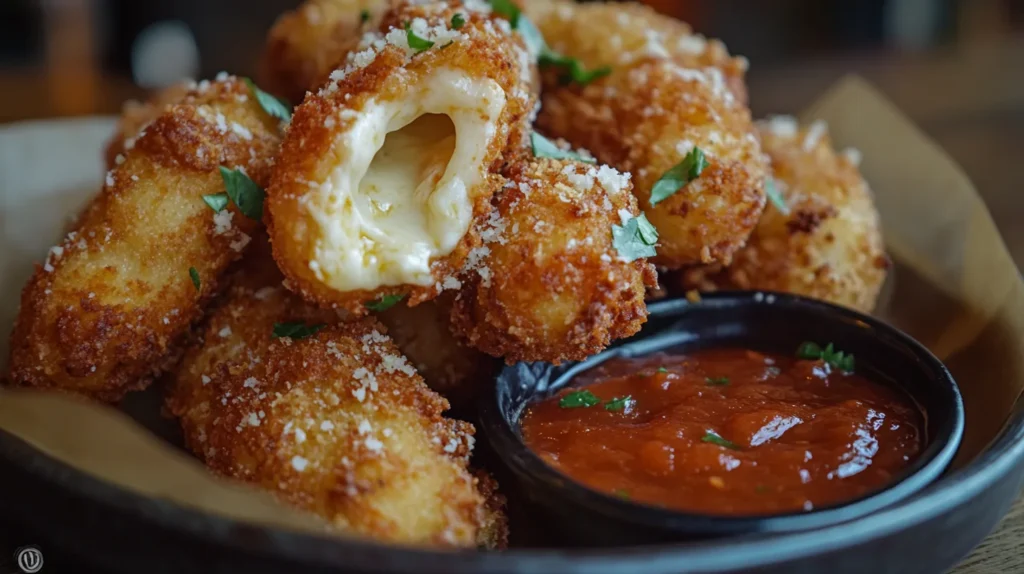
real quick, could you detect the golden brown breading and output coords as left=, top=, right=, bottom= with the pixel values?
left=167, top=250, right=501, bottom=548
left=7, top=77, right=281, bottom=401
left=451, top=158, right=656, bottom=365
left=531, top=0, right=749, bottom=104
left=267, top=0, right=536, bottom=315
left=473, top=469, right=510, bottom=550
left=103, top=81, right=193, bottom=169
left=259, top=0, right=388, bottom=104
left=538, top=58, right=767, bottom=269
left=375, top=293, right=497, bottom=412
left=675, top=117, right=889, bottom=313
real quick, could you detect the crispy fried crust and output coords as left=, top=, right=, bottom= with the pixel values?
left=7, top=77, right=281, bottom=401
left=375, top=293, right=497, bottom=412
left=103, top=81, right=193, bottom=169
left=267, top=0, right=535, bottom=315
left=259, top=0, right=388, bottom=104
left=538, top=58, right=767, bottom=268
left=675, top=118, right=889, bottom=313
left=167, top=247, right=502, bottom=547
left=531, top=1, right=749, bottom=104
left=473, top=469, right=510, bottom=550
left=451, top=158, right=656, bottom=364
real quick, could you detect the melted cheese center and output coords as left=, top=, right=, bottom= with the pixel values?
left=306, top=68, right=505, bottom=291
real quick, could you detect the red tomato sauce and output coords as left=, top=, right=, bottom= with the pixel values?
left=520, top=348, right=922, bottom=515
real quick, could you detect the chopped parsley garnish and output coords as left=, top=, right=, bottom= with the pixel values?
left=539, top=52, right=612, bottom=86
left=530, top=132, right=596, bottom=164
left=604, top=395, right=632, bottom=412
left=517, top=14, right=546, bottom=56
left=272, top=322, right=326, bottom=340
left=559, top=389, right=600, bottom=409
left=244, top=78, right=292, bottom=123
left=613, top=489, right=631, bottom=500
left=701, top=431, right=740, bottom=450
left=219, top=166, right=265, bottom=220
left=488, top=0, right=522, bottom=25
left=360, top=9, right=370, bottom=23
left=364, top=294, right=406, bottom=312
left=612, top=213, right=658, bottom=262
left=649, top=147, right=709, bottom=206
left=765, top=178, right=789, bottom=215
left=657, top=367, right=668, bottom=373
left=404, top=22, right=435, bottom=53
left=451, top=13, right=466, bottom=29
left=755, top=484, right=770, bottom=494
left=705, top=376, right=730, bottom=386
left=189, top=267, right=201, bottom=291
left=796, top=341, right=855, bottom=372
left=202, top=193, right=230, bottom=213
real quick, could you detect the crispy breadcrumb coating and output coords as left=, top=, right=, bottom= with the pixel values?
left=473, top=468, right=510, bottom=550
left=451, top=158, right=656, bottom=365
left=375, top=293, right=497, bottom=413
left=531, top=0, right=749, bottom=104
left=267, top=0, right=536, bottom=316
left=538, top=58, right=768, bottom=268
left=260, top=0, right=388, bottom=104
left=167, top=249, right=504, bottom=547
left=7, top=76, right=280, bottom=401
left=676, top=117, right=889, bottom=313
left=103, top=81, right=193, bottom=169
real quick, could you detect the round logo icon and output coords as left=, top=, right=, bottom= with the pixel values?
left=15, top=546, right=43, bottom=573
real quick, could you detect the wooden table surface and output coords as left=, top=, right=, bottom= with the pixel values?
left=0, top=35, right=1022, bottom=573
left=749, top=38, right=1024, bottom=573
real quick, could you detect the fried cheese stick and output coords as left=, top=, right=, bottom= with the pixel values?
left=167, top=249, right=503, bottom=548
left=677, top=117, right=889, bottom=313
left=8, top=76, right=280, bottom=401
left=260, top=0, right=389, bottom=104
left=451, top=158, right=657, bottom=364
left=267, top=0, right=536, bottom=315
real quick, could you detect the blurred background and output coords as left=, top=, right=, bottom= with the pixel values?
left=0, top=0, right=1020, bottom=122
left=0, top=0, right=1022, bottom=261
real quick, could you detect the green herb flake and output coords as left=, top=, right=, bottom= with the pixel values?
left=796, top=341, right=855, bottom=373
left=517, top=14, right=546, bottom=55
left=202, top=193, right=230, bottom=213
left=613, top=489, right=631, bottom=500
left=364, top=294, right=406, bottom=312
left=189, top=267, right=201, bottom=291
left=488, top=0, right=522, bottom=26
left=765, top=178, right=789, bottom=215
left=218, top=166, right=265, bottom=220
left=649, top=147, right=709, bottom=206
left=701, top=431, right=741, bottom=450
left=451, top=13, right=466, bottom=29
left=360, top=9, right=370, bottom=23
left=539, top=52, right=611, bottom=86
left=657, top=367, right=669, bottom=373
left=404, top=22, right=435, bottom=53
left=272, top=322, right=326, bottom=340
left=558, top=389, right=600, bottom=409
left=529, top=132, right=596, bottom=164
left=604, top=395, right=632, bottom=412
left=244, top=78, right=292, bottom=123
left=705, top=376, right=730, bottom=386
left=612, top=213, right=658, bottom=262
left=755, top=484, right=770, bottom=494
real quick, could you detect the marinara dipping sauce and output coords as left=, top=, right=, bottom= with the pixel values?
left=520, top=348, right=923, bottom=516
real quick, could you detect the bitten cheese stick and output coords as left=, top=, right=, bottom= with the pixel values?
left=7, top=76, right=281, bottom=401
left=266, top=0, right=536, bottom=315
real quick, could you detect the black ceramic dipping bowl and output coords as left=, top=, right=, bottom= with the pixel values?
left=481, top=291, right=965, bottom=545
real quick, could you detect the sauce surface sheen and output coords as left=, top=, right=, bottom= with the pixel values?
left=520, top=348, right=922, bottom=515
